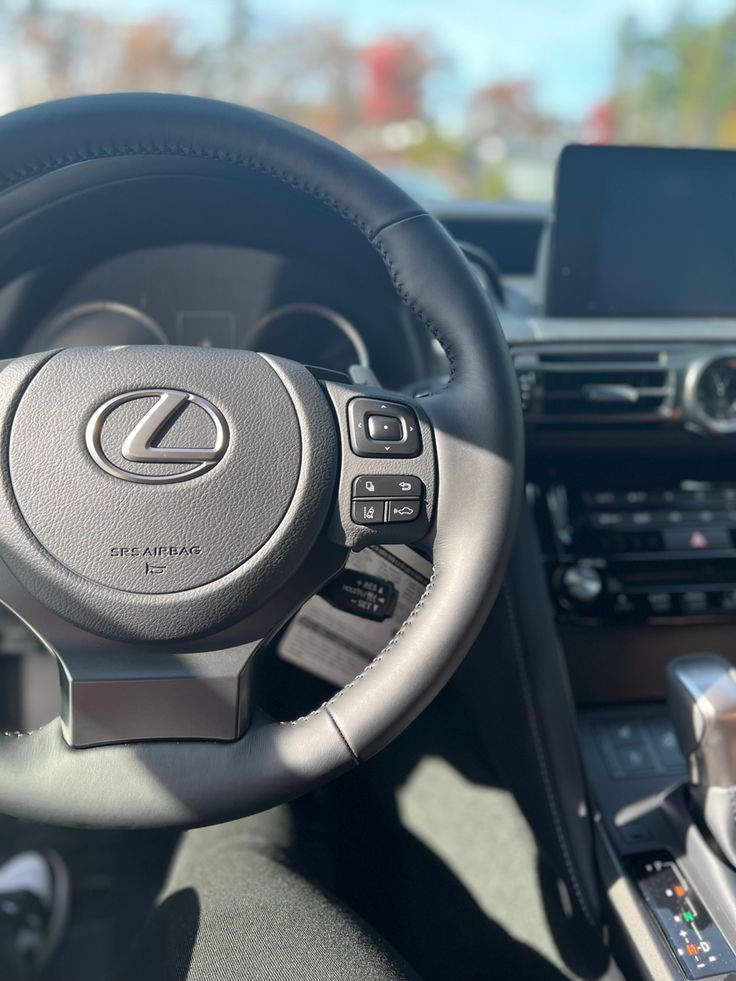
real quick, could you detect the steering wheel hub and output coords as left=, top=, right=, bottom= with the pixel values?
left=2, top=345, right=337, bottom=618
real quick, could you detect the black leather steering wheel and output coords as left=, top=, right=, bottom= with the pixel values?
left=0, top=94, right=522, bottom=828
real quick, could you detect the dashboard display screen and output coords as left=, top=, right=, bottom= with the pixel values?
left=546, top=144, right=736, bottom=318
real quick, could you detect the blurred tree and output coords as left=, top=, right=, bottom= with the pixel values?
left=246, top=21, right=358, bottom=139
left=359, top=35, right=437, bottom=124
left=7, top=5, right=195, bottom=104
left=468, top=80, right=558, bottom=150
left=582, top=99, right=616, bottom=144
left=222, top=0, right=251, bottom=103
left=613, top=5, right=736, bottom=147
left=112, top=17, right=196, bottom=93
left=465, top=80, right=563, bottom=199
left=12, top=3, right=80, bottom=103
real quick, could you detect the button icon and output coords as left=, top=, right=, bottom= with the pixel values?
left=648, top=592, right=673, bottom=614
left=351, top=499, right=387, bottom=525
left=721, top=590, right=736, bottom=611
left=611, top=723, right=637, bottom=743
left=352, top=475, right=424, bottom=498
left=616, top=742, right=655, bottom=774
left=664, top=527, right=731, bottom=551
left=683, top=591, right=708, bottom=614
left=387, top=499, right=421, bottom=523
left=690, top=530, right=709, bottom=549
left=367, top=414, right=402, bottom=441
left=614, top=594, right=636, bottom=614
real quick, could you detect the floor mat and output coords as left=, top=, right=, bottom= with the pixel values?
left=288, top=687, right=586, bottom=981
left=398, top=756, right=574, bottom=978
left=0, top=818, right=175, bottom=981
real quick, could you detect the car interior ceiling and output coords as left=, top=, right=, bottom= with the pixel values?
left=3, top=108, right=736, bottom=981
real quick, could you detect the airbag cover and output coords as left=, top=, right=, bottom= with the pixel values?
left=9, top=346, right=303, bottom=594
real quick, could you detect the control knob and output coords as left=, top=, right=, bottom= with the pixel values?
left=562, top=565, right=603, bottom=604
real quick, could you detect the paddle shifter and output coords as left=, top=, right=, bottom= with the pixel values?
left=667, top=654, right=736, bottom=867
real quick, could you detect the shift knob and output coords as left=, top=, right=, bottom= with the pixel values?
left=667, top=654, right=736, bottom=866
left=667, top=654, right=736, bottom=787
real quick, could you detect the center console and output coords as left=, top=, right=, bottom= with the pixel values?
left=511, top=339, right=736, bottom=705
left=496, top=144, right=736, bottom=981
left=579, top=686, right=736, bottom=981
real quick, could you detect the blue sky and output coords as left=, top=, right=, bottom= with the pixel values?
left=33, top=0, right=736, bottom=118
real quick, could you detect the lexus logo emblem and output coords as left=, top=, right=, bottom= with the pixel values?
left=85, top=389, right=229, bottom=484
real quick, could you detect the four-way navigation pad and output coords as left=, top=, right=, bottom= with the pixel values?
left=348, top=397, right=421, bottom=457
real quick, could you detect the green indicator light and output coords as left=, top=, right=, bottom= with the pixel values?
left=683, top=911, right=695, bottom=923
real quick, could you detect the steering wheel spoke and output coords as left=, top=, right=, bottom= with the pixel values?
left=0, top=535, right=346, bottom=748
left=322, top=381, right=437, bottom=551
left=58, top=640, right=261, bottom=748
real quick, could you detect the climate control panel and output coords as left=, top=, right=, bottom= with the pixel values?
left=539, top=481, right=736, bottom=624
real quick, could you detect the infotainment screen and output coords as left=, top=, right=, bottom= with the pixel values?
left=546, top=144, right=736, bottom=318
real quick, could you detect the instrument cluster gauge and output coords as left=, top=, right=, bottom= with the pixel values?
left=251, top=303, right=369, bottom=373
left=685, top=352, right=736, bottom=435
left=23, top=301, right=167, bottom=353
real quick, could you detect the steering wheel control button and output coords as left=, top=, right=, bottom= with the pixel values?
left=348, top=397, right=421, bottom=457
left=387, top=499, right=421, bottom=523
left=352, top=500, right=387, bottom=525
left=353, top=475, right=423, bottom=498
left=367, top=414, right=402, bottom=441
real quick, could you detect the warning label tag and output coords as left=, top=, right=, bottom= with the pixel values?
left=278, top=544, right=432, bottom=687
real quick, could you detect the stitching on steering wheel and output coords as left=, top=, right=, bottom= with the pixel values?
left=373, top=239, right=457, bottom=383
left=0, top=142, right=373, bottom=232
left=0, top=143, right=457, bottom=380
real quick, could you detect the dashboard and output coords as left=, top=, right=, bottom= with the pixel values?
left=6, top=242, right=441, bottom=392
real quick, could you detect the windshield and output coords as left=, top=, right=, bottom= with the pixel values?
left=1, top=0, right=734, bottom=202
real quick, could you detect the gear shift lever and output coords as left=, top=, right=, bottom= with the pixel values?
left=667, top=653, right=736, bottom=866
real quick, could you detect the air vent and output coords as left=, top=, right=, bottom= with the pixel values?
left=514, top=348, right=676, bottom=423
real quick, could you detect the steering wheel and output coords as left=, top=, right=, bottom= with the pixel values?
left=0, top=94, right=522, bottom=828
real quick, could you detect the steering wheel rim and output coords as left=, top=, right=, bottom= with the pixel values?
left=0, top=94, right=522, bottom=828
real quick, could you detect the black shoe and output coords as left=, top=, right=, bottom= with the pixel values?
left=0, top=850, right=70, bottom=979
